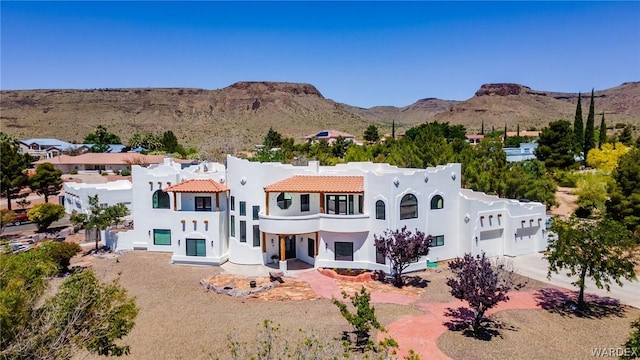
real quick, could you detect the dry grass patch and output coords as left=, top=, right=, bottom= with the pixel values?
left=438, top=307, right=640, bottom=360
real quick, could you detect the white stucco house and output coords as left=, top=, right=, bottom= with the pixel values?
left=105, top=156, right=547, bottom=272
left=64, top=180, right=133, bottom=215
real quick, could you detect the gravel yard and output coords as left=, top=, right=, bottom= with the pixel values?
left=79, top=251, right=639, bottom=360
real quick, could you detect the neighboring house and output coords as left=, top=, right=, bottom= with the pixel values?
left=63, top=180, right=133, bottom=215
left=304, top=130, right=356, bottom=144
left=106, top=156, right=547, bottom=272
left=33, top=153, right=185, bottom=173
left=503, top=143, right=539, bottom=162
left=19, top=138, right=90, bottom=160
left=465, top=134, right=484, bottom=145
left=506, top=130, right=540, bottom=139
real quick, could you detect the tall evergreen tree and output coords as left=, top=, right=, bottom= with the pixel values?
left=391, top=119, right=396, bottom=139
left=503, top=125, right=508, bottom=143
left=516, top=123, right=520, bottom=137
left=598, top=112, right=606, bottom=149
left=573, top=92, right=584, bottom=153
left=480, top=120, right=485, bottom=135
left=584, top=89, right=596, bottom=159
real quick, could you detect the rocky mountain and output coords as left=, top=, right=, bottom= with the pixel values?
left=1, top=81, right=638, bottom=152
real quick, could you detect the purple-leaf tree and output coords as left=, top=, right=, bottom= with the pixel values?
left=374, top=226, right=432, bottom=287
left=446, top=252, right=521, bottom=336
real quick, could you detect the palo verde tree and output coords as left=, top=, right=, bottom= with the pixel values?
left=0, top=141, right=33, bottom=211
left=547, top=217, right=638, bottom=310
left=374, top=226, right=432, bottom=287
left=85, top=195, right=130, bottom=250
left=446, top=253, right=522, bottom=336
left=29, top=162, right=63, bottom=203
left=27, top=203, right=65, bottom=232
left=332, top=286, right=385, bottom=351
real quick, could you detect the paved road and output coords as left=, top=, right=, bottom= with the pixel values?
left=4, top=215, right=72, bottom=234
left=511, top=252, right=640, bottom=308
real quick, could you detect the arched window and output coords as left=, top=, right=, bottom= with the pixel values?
left=400, top=194, right=418, bottom=220
left=375, top=200, right=385, bottom=220
left=153, top=190, right=170, bottom=209
left=276, top=192, right=292, bottom=209
left=430, top=195, right=444, bottom=210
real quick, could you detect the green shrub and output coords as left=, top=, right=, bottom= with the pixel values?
left=27, top=203, right=65, bottom=232
left=69, top=169, right=78, bottom=175
left=37, top=242, right=82, bottom=273
left=101, top=171, right=109, bottom=176
left=112, top=169, right=120, bottom=175
left=120, top=168, right=131, bottom=176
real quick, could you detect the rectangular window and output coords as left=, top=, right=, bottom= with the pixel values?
left=230, top=215, right=235, bottom=236
left=358, top=195, right=363, bottom=214
left=240, top=220, right=246, bottom=242
left=195, top=196, right=212, bottom=211
left=326, top=195, right=348, bottom=215
left=348, top=195, right=354, bottom=215
left=308, top=238, right=315, bottom=257
left=231, top=196, right=235, bottom=210
left=186, top=238, right=206, bottom=257
left=300, top=194, right=310, bottom=212
left=239, top=201, right=246, bottom=216
left=433, top=235, right=445, bottom=247
left=335, top=242, right=353, bottom=261
left=153, top=229, right=171, bottom=245
left=253, top=225, right=260, bottom=247
left=253, top=206, right=260, bottom=220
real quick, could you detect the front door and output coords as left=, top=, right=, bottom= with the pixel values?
left=281, top=235, right=296, bottom=260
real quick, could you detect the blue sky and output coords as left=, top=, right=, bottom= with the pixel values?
left=1, top=2, right=639, bottom=108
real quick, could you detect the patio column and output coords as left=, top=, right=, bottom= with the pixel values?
left=315, top=231, right=319, bottom=257
left=215, top=192, right=220, bottom=211
left=261, top=232, right=266, bottom=253
left=265, top=192, right=269, bottom=216
left=279, top=234, right=285, bottom=261
left=319, top=192, right=325, bottom=213
left=173, top=193, right=177, bottom=211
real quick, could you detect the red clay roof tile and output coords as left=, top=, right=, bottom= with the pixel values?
left=164, top=179, right=229, bottom=193
left=264, top=175, right=363, bottom=193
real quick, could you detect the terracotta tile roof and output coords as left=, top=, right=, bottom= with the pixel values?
left=33, top=153, right=169, bottom=165
left=264, top=175, right=364, bottom=193
left=164, top=179, right=229, bottom=193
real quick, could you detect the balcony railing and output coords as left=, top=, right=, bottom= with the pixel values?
left=259, top=212, right=370, bottom=234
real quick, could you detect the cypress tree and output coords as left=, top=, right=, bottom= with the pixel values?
left=584, top=89, right=596, bottom=159
left=504, top=125, right=508, bottom=142
left=598, top=112, right=606, bottom=149
left=517, top=123, right=520, bottom=137
left=573, top=92, right=584, bottom=153
left=481, top=120, right=485, bottom=135
left=392, top=119, right=395, bottom=139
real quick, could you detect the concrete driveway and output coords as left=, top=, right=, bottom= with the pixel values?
left=511, top=252, right=640, bottom=308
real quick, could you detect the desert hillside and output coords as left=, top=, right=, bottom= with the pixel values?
left=1, top=81, right=638, bottom=152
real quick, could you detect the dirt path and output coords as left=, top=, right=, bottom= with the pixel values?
left=550, top=186, right=577, bottom=217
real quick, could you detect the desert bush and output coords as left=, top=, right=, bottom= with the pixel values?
left=27, top=203, right=65, bottom=232
left=37, top=241, right=82, bottom=273
left=120, top=168, right=131, bottom=176
left=69, top=169, right=78, bottom=175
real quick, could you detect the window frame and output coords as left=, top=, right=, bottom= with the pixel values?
left=195, top=196, right=212, bottom=211
left=252, top=225, right=260, bottom=247
left=186, top=238, right=206, bottom=257
left=432, top=235, right=445, bottom=247
left=300, top=194, right=310, bottom=212
left=153, top=229, right=171, bottom=246
left=276, top=192, right=293, bottom=210
left=230, top=196, right=235, bottom=211
left=400, top=193, right=418, bottom=220
left=430, top=195, right=444, bottom=210
left=334, top=241, right=354, bottom=261
left=252, top=205, right=260, bottom=220
left=230, top=215, right=235, bottom=237
left=308, top=238, right=315, bottom=257
left=375, top=200, right=386, bottom=220
left=239, top=220, right=246, bottom=242
left=239, top=201, right=246, bottom=216
left=152, top=190, right=170, bottom=209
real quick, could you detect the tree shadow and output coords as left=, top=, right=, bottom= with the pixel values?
left=534, top=287, right=625, bottom=318
left=402, top=275, right=430, bottom=288
left=443, top=306, right=517, bottom=341
left=372, top=271, right=430, bottom=288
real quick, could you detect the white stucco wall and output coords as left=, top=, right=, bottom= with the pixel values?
left=63, top=180, right=133, bottom=215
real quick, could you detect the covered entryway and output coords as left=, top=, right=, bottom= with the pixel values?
left=280, top=235, right=297, bottom=260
